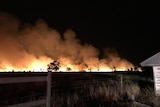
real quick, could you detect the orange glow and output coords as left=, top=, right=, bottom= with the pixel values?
left=0, top=57, right=52, bottom=72
left=0, top=12, right=141, bottom=72
left=0, top=57, right=138, bottom=72
left=0, top=61, right=140, bottom=72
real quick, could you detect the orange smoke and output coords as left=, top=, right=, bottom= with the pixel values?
left=0, top=12, right=137, bottom=72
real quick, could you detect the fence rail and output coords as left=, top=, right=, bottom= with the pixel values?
left=0, top=93, right=46, bottom=106
left=4, top=99, right=46, bottom=107
left=0, top=77, right=46, bottom=84
left=0, top=72, right=52, bottom=107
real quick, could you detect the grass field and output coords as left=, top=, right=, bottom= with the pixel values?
left=0, top=71, right=159, bottom=107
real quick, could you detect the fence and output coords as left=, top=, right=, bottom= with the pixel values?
left=0, top=71, right=52, bottom=107
left=0, top=72, right=154, bottom=107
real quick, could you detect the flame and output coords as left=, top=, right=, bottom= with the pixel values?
left=0, top=57, right=139, bottom=72
left=0, top=12, right=141, bottom=72
left=0, top=56, right=52, bottom=72
left=0, top=56, right=137, bottom=72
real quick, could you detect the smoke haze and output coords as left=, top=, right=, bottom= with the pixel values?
left=0, top=12, right=134, bottom=71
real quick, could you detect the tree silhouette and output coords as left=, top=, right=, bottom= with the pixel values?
left=66, top=67, right=72, bottom=71
left=113, top=66, right=116, bottom=71
left=47, top=60, right=60, bottom=71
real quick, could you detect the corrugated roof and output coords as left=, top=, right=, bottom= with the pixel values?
left=140, top=52, right=160, bottom=66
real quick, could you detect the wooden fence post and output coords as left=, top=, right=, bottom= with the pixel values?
left=120, top=75, right=123, bottom=94
left=46, top=71, right=52, bottom=107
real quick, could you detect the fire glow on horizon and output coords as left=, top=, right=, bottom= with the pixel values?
left=0, top=12, right=140, bottom=72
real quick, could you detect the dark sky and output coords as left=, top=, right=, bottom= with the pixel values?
left=0, top=0, right=158, bottom=65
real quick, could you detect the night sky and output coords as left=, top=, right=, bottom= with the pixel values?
left=0, top=1, right=158, bottom=66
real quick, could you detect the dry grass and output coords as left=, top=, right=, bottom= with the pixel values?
left=51, top=78, right=159, bottom=107
left=137, top=86, right=160, bottom=107
left=88, top=80, right=140, bottom=100
left=51, top=79, right=142, bottom=107
left=123, top=81, right=140, bottom=100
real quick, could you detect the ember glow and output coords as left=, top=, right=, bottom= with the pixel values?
left=0, top=12, right=139, bottom=72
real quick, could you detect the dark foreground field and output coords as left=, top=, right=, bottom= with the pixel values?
left=0, top=71, right=158, bottom=107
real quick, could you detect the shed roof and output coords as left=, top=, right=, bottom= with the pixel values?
left=140, top=52, right=160, bottom=67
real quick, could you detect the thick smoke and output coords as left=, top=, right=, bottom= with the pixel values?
left=0, top=12, right=134, bottom=71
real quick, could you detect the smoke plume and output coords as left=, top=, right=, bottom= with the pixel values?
left=0, top=12, right=134, bottom=71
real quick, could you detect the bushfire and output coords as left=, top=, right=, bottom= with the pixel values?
left=0, top=12, right=140, bottom=72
